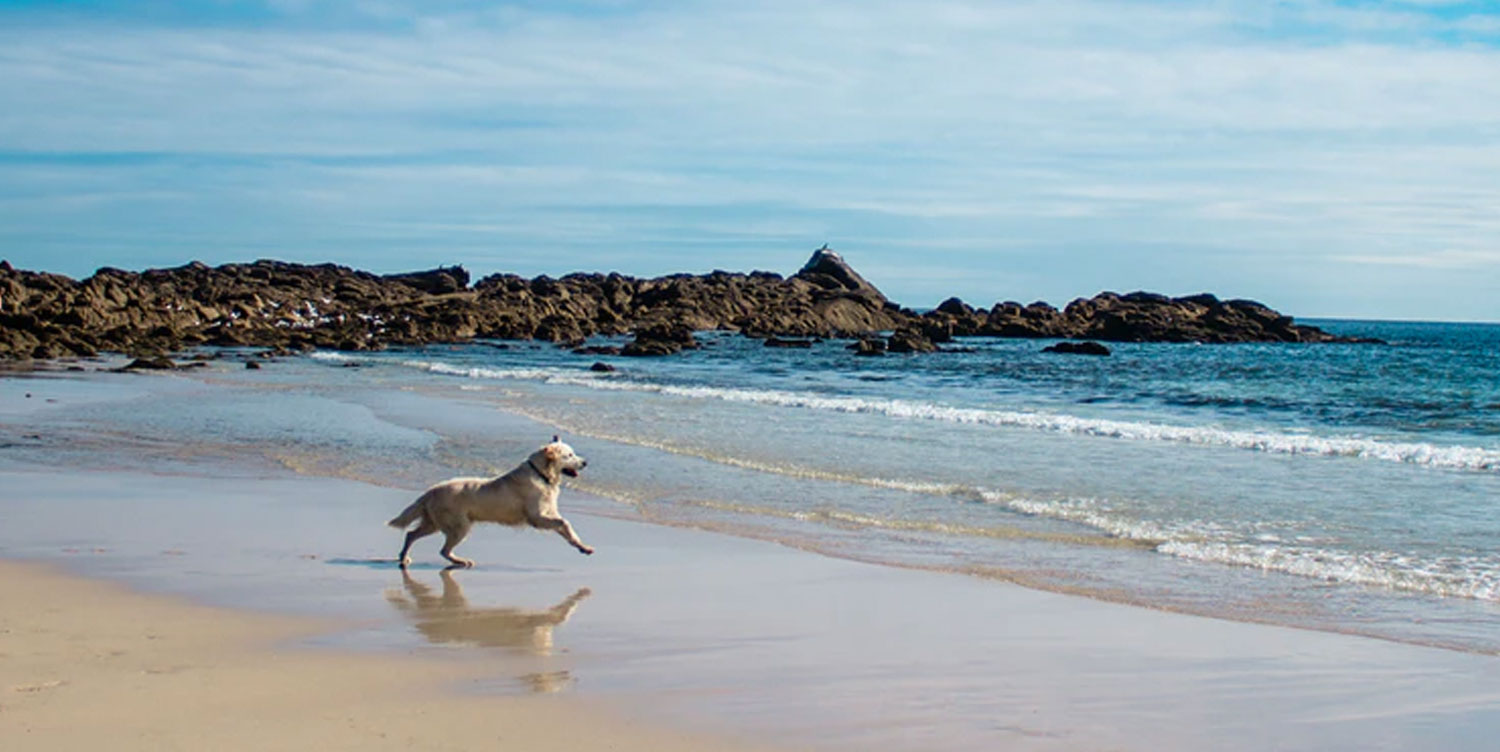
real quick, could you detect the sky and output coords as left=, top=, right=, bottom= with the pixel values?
left=1, top=1, right=1498, bottom=321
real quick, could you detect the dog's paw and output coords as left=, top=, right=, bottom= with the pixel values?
left=579, top=546, right=595, bottom=556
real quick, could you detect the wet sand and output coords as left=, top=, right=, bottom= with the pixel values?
left=0, top=557, right=784, bottom=752
left=2, top=465, right=1500, bottom=751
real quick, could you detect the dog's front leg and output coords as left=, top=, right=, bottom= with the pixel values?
left=535, top=515, right=594, bottom=555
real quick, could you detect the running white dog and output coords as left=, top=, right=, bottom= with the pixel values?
left=388, top=436, right=593, bottom=567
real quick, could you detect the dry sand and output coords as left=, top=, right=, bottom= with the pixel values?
left=0, top=558, right=781, bottom=752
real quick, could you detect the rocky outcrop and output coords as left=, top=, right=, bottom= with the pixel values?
left=797, top=245, right=886, bottom=302
left=621, top=324, right=699, bottom=357
left=0, top=248, right=899, bottom=359
left=0, top=247, right=1367, bottom=361
left=981, top=292, right=1356, bottom=344
left=886, top=326, right=938, bottom=354
left=382, top=265, right=470, bottom=295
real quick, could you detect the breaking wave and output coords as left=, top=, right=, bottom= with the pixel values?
left=341, top=356, right=1500, bottom=473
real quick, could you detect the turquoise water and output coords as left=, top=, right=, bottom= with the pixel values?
left=4, top=319, right=1499, bottom=653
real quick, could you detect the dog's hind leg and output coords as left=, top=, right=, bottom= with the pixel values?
left=439, top=521, right=476, bottom=569
left=534, top=515, right=594, bottom=556
left=398, top=518, right=437, bottom=568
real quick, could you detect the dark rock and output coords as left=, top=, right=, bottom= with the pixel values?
left=622, top=324, right=699, bottom=357
left=573, top=345, right=622, bottom=356
left=916, top=318, right=956, bottom=343
left=245, top=360, right=262, bottom=369
left=120, top=356, right=177, bottom=370
left=620, top=339, right=676, bottom=357
left=1043, top=341, right=1112, bottom=356
left=979, top=291, right=1358, bottom=344
left=589, top=361, right=615, bottom=372
left=794, top=245, right=887, bottom=303
left=887, top=327, right=938, bottom=354
left=763, top=337, right=815, bottom=348
left=382, top=265, right=469, bottom=295
left=848, top=338, right=887, bottom=356
left=935, top=297, right=973, bottom=316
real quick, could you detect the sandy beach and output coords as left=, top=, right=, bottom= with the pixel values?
left=1, top=461, right=1498, bottom=752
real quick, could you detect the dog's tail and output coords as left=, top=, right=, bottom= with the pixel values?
left=387, top=497, right=425, bottom=529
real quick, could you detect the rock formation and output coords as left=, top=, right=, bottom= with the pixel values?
left=0, top=247, right=1368, bottom=361
left=919, top=292, right=1359, bottom=344
left=621, top=324, right=699, bottom=357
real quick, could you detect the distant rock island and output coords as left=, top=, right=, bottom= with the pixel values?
left=0, top=248, right=1367, bottom=360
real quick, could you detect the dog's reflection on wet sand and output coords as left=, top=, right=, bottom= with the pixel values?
left=385, top=569, right=591, bottom=658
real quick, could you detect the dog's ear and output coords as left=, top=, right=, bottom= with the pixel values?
left=543, top=444, right=562, bottom=462
left=552, top=434, right=560, bottom=443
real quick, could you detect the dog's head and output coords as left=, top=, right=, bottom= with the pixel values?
left=540, top=435, right=586, bottom=478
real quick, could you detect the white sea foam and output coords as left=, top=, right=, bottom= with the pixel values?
left=987, top=491, right=1500, bottom=602
left=1157, top=540, right=1500, bottom=601
left=387, top=359, right=1500, bottom=473
left=503, top=412, right=980, bottom=499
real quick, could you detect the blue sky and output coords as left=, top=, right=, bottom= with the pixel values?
left=2, top=1, right=1498, bottom=321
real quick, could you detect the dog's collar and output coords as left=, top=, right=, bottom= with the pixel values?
left=526, top=459, right=556, bottom=485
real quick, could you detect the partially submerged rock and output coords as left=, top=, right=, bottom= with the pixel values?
left=887, top=327, right=938, bottom=354
left=622, top=324, right=699, bottom=357
left=120, top=356, right=177, bottom=371
left=1043, top=341, right=1112, bottom=356
left=986, top=292, right=1354, bottom=344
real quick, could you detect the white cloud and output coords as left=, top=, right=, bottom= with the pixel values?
left=1335, top=249, right=1500, bottom=269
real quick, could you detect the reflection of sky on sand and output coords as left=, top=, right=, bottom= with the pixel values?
left=386, top=571, right=589, bottom=693
left=388, top=570, right=588, bottom=651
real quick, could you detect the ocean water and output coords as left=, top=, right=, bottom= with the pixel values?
left=6, top=319, right=1500, bottom=654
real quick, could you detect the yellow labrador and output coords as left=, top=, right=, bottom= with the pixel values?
left=389, top=436, right=592, bottom=567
